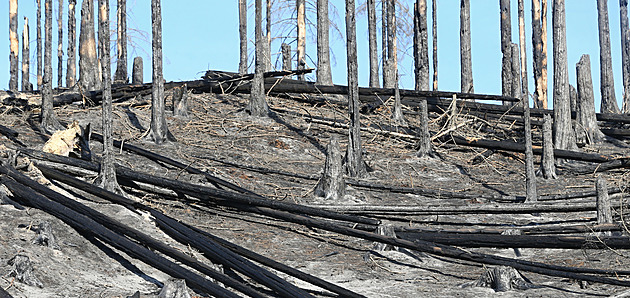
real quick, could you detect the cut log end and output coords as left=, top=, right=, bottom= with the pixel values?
left=470, top=266, right=536, bottom=292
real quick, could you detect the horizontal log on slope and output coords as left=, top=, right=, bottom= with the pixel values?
left=396, top=232, right=630, bottom=249
left=0, top=176, right=237, bottom=297
left=561, top=158, right=630, bottom=174
left=0, top=124, right=18, bottom=138
left=34, top=164, right=364, bottom=298
left=396, top=223, right=622, bottom=235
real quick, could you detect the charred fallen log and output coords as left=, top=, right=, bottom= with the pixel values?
left=395, top=223, right=622, bottom=235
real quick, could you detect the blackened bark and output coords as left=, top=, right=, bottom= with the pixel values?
left=314, top=136, right=346, bottom=201
left=382, top=0, right=388, bottom=87
left=432, top=0, right=438, bottom=90
left=247, top=0, right=270, bottom=117
left=57, top=0, right=64, bottom=87
left=576, top=54, right=605, bottom=144
left=281, top=43, right=291, bottom=70
left=41, top=0, right=62, bottom=133
left=518, top=0, right=529, bottom=100
left=511, top=43, right=521, bottom=100
left=346, top=0, right=366, bottom=178
left=114, top=0, right=128, bottom=83
left=9, top=0, right=19, bottom=91
left=570, top=83, right=577, bottom=114
left=132, top=56, right=142, bottom=84
left=392, top=77, right=406, bottom=126
left=532, top=0, right=543, bottom=108
left=383, top=0, right=397, bottom=89
left=37, top=0, right=43, bottom=89
left=173, top=84, right=188, bottom=118
left=621, top=0, right=630, bottom=112
left=316, top=0, right=333, bottom=85
left=67, top=0, right=77, bottom=88
left=414, top=0, right=429, bottom=91
left=552, top=0, right=574, bottom=150
left=416, top=96, right=434, bottom=158
left=238, top=0, right=248, bottom=74
left=541, top=0, right=549, bottom=108
left=265, top=0, right=272, bottom=71
left=460, top=0, right=474, bottom=93
left=79, top=0, right=100, bottom=91
left=148, top=0, right=172, bottom=144
left=367, top=0, right=379, bottom=87
left=500, top=0, right=512, bottom=100
left=598, top=0, right=621, bottom=114
left=22, top=17, right=31, bottom=92
left=297, top=0, right=306, bottom=80
left=596, top=177, right=613, bottom=224
left=540, top=114, right=557, bottom=179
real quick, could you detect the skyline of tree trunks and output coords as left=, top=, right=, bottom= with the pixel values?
left=316, top=0, right=333, bottom=85
left=114, top=0, right=128, bottom=83
left=598, top=0, right=621, bottom=114
left=552, top=0, right=575, bottom=150
left=66, top=0, right=77, bottom=88
left=9, top=0, right=18, bottom=92
left=460, top=0, right=474, bottom=93
left=367, top=0, right=379, bottom=87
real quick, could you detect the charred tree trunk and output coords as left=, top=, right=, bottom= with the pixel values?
left=576, top=54, right=605, bottom=144
left=414, top=0, right=429, bottom=91
left=314, top=136, right=345, bottom=200
left=382, top=0, right=388, bottom=87
left=147, top=0, right=172, bottom=144
left=383, top=0, right=398, bottom=89
left=247, top=0, right=270, bottom=117
left=37, top=0, right=43, bottom=90
left=532, top=0, right=543, bottom=108
left=66, top=0, right=77, bottom=88
left=316, top=0, right=333, bottom=85
left=346, top=0, right=367, bottom=178
left=541, top=0, right=549, bottom=108
left=114, top=0, right=128, bottom=83
left=265, top=0, right=272, bottom=71
left=79, top=0, right=100, bottom=91
left=416, top=96, right=434, bottom=158
left=281, top=43, right=291, bottom=70
left=41, top=0, right=62, bottom=133
left=596, top=177, right=613, bottom=224
left=367, top=0, right=379, bottom=87
left=9, top=0, right=19, bottom=91
left=519, top=0, right=537, bottom=202
left=238, top=0, right=248, bottom=74
left=132, top=56, right=142, bottom=85
left=511, top=43, right=522, bottom=100
left=297, top=0, right=306, bottom=80
left=460, top=0, right=474, bottom=93
left=622, top=0, right=630, bottom=112
left=173, top=84, right=188, bottom=118
left=500, top=0, right=512, bottom=101
left=97, top=0, right=123, bottom=193
left=22, top=17, right=31, bottom=92
left=552, top=0, right=574, bottom=150
left=541, top=114, right=557, bottom=179
left=432, top=0, right=438, bottom=90
left=598, top=0, right=621, bottom=114
left=57, top=0, right=63, bottom=87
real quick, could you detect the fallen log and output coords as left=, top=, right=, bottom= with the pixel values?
left=0, top=124, right=18, bottom=139
left=395, top=223, right=622, bottom=235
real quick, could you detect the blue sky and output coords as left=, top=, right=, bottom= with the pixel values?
left=0, top=1, right=625, bottom=111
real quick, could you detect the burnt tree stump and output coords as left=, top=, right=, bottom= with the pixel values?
left=32, top=221, right=60, bottom=249
left=314, top=136, right=345, bottom=201
left=576, top=54, right=604, bottom=145
left=158, top=279, right=192, bottom=298
left=173, top=84, right=189, bottom=118
left=471, top=266, right=536, bottom=292
left=596, top=176, right=613, bottom=225
left=540, top=114, right=557, bottom=179
left=132, top=57, right=143, bottom=85
left=372, top=224, right=397, bottom=252
left=281, top=43, right=291, bottom=71
left=7, top=255, right=43, bottom=288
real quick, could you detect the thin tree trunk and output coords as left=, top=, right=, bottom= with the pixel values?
left=414, top=0, right=429, bottom=91
left=552, top=0, right=574, bottom=150
left=346, top=0, right=366, bottom=178
left=511, top=43, right=521, bottom=101
left=540, top=114, right=557, bottom=179
left=41, top=0, right=62, bottom=133
left=541, top=0, right=549, bottom=108
left=266, top=0, right=272, bottom=71
left=622, top=0, right=630, bottom=112
left=500, top=0, right=512, bottom=100
left=383, top=0, right=397, bottom=89
left=22, top=17, right=31, bottom=91
left=57, top=0, right=63, bottom=87
left=9, top=0, right=19, bottom=91
left=367, top=0, right=379, bottom=87
left=297, top=0, right=306, bottom=80
left=281, top=43, right=291, bottom=70
left=576, top=54, right=605, bottom=144
left=148, top=0, right=172, bottom=144
left=247, top=0, right=269, bottom=117
left=382, top=0, right=388, bottom=87
left=432, top=0, right=438, bottom=90
left=416, top=96, right=434, bottom=158
left=316, top=0, right=333, bottom=85
left=37, top=0, right=43, bottom=89
left=114, top=0, right=128, bottom=83
left=460, top=0, right=474, bottom=93
left=532, top=0, right=544, bottom=108
left=66, top=0, right=77, bottom=88
left=598, top=0, right=621, bottom=114
left=97, top=0, right=123, bottom=193
left=79, top=0, right=100, bottom=91
left=238, top=0, right=248, bottom=74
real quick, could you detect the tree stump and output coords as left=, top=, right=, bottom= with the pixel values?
left=158, top=279, right=192, bottom=298
left=32, top=221, right=60, bottom=249
left=7, top=255, right=43, bottom=288
left=391, top=82, right=407, bottom=127
left=416, top=96, right=434, bottom=158
left=314, top=136, right=345, bottom=201
left=173, top=84, right=189, bottom=118
left=540, top=114, right=557, bottom=179
left=471, top=266, right=536, bottom=292
left=596, top=176, right=613, bottom=225
left=372, top=224, right=397, bottom=251
left=576, top=54, right=604, bottom=145
left=132, top=57, right=143, bottom=85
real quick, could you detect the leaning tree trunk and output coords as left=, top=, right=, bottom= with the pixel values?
left=316, top=0, right=333, bottom=85
left=346, top=0, right=367, bottom=178
left=57, top=0, right=63, bottom=87
left=37, top=0, right=43, bottom=90
left=114, top=0, right=128, bottom=83
left=367, top=0, right=379, bottom=87
left=66, top=0, right=77, bottom=88
left=621, top=0, right=630, bottom=112
left=296, top=0, right=306, bottom=80
left=247, top=0, right=269, bottom=117
left=147, top=0, right=172, bottom=144
left=500, top=0, right=512, bottom=100
left=552, top=0, right=574, bottom=150
left=238, top=0, right=247, bottom=74
left=41, top=0, right=62, bottom=133
left=9, top=0, right=19, bottom=92
left=598, top=0, right=621, bottom=114
left=432, top=0, right=438, bottom=90
left=383, top=0, right=398, bottom=89
left=576, top=54, right=605, bottom=144
left=414, top=0, right=430, bottom=91
left=460, top=0, right=474, bottom=94
left=97, top=0, right=123, bottom=193
left=79, top=0, right=100, bottom=91
left=22, top=17, right=31, bottom=91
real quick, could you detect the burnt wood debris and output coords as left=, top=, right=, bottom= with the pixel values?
left=1, top=0, right=630, bottom=297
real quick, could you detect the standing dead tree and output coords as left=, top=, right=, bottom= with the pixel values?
left=37, top=0, right=43, bottom=90
left=316, top=0, right=333, bottom=85
left=239, top=0, right=248, bottom=74
left=41, top=0, right=62, bottom=133
left=367, top=0, right=379, bottom=87
left=22, top=17, right=31, bottom=92
left=57, top=0, right=64, bottom=87
left=79, top=0, right=101, bottom=91
left=414, top=0, right=429, bottom=91
left=576, top=54, right=605, bottom=144
left=382, top=0, right=399, bottom=89
left=297, top=0, right=306, bottom=80
left=552, top=0, right=574, bottom=150
left=460, top=0, right=473, bottom=93
left=247, top=0, right=270, bottom=117
left=598, top=0, right=621, bottom=114
left=500, top=0, right=512, bottom=101
left=532, top=0, right=548, bottom=108
left=622, top=0, right=630, bottom=112
left=346, top=0, right=367, bottom=178
left=66, top=0, right=77, bottom=88
left=114, top=0, right=128, bottom=83
left=9, top=0, right=19, bottom=91
left=432, top=0, right=437, bottom=90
